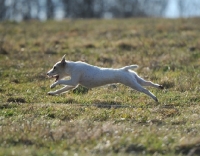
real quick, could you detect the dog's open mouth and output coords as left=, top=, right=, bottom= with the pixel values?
left=48, top=75, right=59, bottom=82
left=54, top=75, right=59, bottom=82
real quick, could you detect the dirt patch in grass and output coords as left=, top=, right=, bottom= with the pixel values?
left=117, top=42, right=137, bottom=51
left=7, top=97, right=26, bottom=103
left=0, top=47, right=8, bottom=54
left=125, top=144, right=146, bottom=153
left=176, top=143, right=200, bottom=155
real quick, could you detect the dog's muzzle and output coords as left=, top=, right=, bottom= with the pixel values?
left=47, top=73, right=59, bottom=82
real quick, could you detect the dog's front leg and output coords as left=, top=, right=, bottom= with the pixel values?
left=48, top=85, right=75, bottom=95
left=50, top=79, right=77, bottom=89
left=50, top=80, right=64, bottom=89
left=49, top=79, right=79, bottom=95
left=50, top=81, right=58, bottom=89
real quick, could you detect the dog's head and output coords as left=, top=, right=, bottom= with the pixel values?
left=47, top=55, right=67, bottom=82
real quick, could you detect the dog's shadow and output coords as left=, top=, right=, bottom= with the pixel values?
left=92, top=101, right=124, bottom=109
left=67, top=86, right=154, bottom=109
left=71, top=86, right=127, bottom=108
left=64, top=98, right=128, bottom=109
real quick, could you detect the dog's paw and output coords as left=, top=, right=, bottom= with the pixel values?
left=50, top=83, right=56, bottom=89
left=48, top=91, right=56, bottom=95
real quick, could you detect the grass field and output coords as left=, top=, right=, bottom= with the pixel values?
left=0, top=18, right=200, bottom=155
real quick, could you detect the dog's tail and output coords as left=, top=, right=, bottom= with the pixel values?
left=122, top=65, right=138, bottom=71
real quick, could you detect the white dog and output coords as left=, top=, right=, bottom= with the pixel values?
left=47, top=55, right=163, bottom=102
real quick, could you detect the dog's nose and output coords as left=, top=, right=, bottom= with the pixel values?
left=47, top=72, right=49, bottom=76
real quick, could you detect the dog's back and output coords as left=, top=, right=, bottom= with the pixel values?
left=69, top=61, right=138, bottom=88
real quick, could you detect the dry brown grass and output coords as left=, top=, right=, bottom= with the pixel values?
left=0, top=18, right=200, bottom=155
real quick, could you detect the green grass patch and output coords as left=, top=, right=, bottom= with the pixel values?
left=0, top=18, right=200, bottom=155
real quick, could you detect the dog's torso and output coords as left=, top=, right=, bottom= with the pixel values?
left=68, top=61, right=135, bottom=88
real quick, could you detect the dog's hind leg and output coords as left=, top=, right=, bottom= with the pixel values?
left=128, top=82, right=158, bottom=102
left=135, top=75, right=163, bottom=89
left=48, top=85, right=75, bottom=95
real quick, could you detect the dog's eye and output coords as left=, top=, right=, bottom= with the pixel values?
left=53, top=66, right=56, bottom=70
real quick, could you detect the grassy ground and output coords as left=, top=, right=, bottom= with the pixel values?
left=0, top=18, right=200, bottom=155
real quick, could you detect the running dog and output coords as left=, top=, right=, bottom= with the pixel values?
left=47, top=55, right=163, bottom=102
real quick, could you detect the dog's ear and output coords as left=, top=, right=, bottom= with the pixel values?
left=61, top=54, right=66, bottom=65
